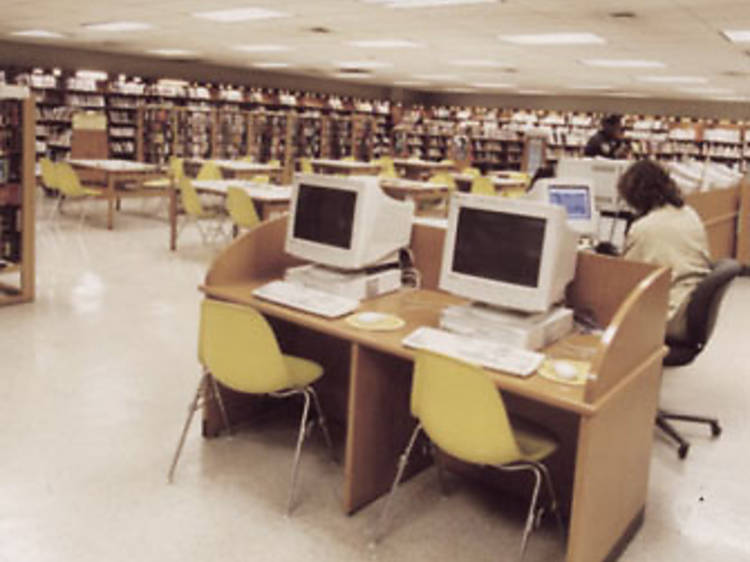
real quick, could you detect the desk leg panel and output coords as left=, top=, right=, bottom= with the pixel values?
left=566, top=361, right=661, bottom=562
left=344, top=345, right=430, bottom=514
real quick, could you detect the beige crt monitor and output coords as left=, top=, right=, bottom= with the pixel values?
left=526, top=177, right=599, bottom=237
left=439, top=193, right=578, bottom=314
left=556, top=157, right=631, bottom=210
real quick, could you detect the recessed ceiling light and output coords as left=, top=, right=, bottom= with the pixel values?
left=347, top=39, right=422, bottom=48
left=499, top=32, right=605, bottom=45
left=364, top=0, right=497, bottom=8
left=252, top=62, right=292, bottom=68
left=470, top=82, right=515, bottom=89
left=82, top=21, right=153, bottom=32
left=10, top=29, right=64, bottom=39
left=638, top=76, right=708, bottom=84
left=721, top=30, right=750, bottom=43
left=413, top=73, right=459, bottom=81
left=337, top=61, right=393, bottom=69
left=448, top=59, right=509, bottom=68
left=233, top=44, right=292, bottom=53
left=147, top=49, right=197, bottom=57
left=581, top=59, right=665, bottom=68
left=192, top=7, right=288, bottom=22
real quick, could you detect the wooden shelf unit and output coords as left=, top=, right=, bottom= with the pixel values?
left=0, top=86, right=35, bottom=306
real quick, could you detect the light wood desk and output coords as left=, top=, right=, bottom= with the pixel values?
left=393, top=158, right=455, bottom=180
left=199, top=216, right=670, bottom=562
left=452, top=173, right=527, bottom=195
left=184, top=159, right=283, bottom=182
left=310, top=159, right=382, bottom=176
left=69, top=159, right=166, bottom=230
left=168, top=180, right=291, bottom=251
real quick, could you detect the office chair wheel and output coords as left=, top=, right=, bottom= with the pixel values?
left=710, top=422, right=722, bottom=437
left=678, top=443, right=690, bottom=460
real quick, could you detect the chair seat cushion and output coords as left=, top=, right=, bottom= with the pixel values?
left=142, top=178, right=170, bottom=189
left=510, top=416, right=559, bottom=462
left=283, top=355, right=324, bottom=388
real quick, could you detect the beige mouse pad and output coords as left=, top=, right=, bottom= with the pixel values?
left=538, top=359, right=590, bottom=386
left=345, top=312, right=406, bottom=331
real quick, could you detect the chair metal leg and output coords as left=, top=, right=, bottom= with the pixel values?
left=307, top=386, right=336, bottom=463
left=167, top=373, right=208, bottom=483
left=430, top=442, right=450, bottom=496
left=287, top=389, right=312, bottom=516
left=660, top=410, right=721, bottom=437
left=498, top=463, right=543, bottom=560
left=535, top=461, right=566, bottom=545
left=656, top=414, right=690, bottom=459
left=209, top=374, right=233, bottom=436
left=373, top=423, right=423, bottom=544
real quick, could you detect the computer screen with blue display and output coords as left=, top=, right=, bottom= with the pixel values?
left=527, top=178, right=597, bottom=236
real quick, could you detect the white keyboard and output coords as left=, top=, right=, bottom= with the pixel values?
left=402, top=326, right=545, bottom=377
left=252, top=280, right=360, bottom=318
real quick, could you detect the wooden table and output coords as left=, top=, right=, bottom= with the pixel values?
left=184, top=159, right=283, bottom=182
left=393, top=158, right=455, bottom=180
left=379, top=177, right=452, bottom=216
left=199, top=216, right=671, bottom=562
left=69, top=159, right=166, bottom=230
left=309, top=159, right=382, bottom=176
left=452, top=173, right=527, bottom=194
left=168, top=180, right=291, bottom=251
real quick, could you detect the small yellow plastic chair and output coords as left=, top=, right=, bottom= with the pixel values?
left=143, top=156, right=184, bottom=189
left=299, top=158, right=313, bottom=173
left=52, top=161, right=103, bottom=223
left=250, top=174, right=270, bottom=184
left=470, top=176, right=495, bottom=196
left=461, top=166, right=481, bottom=178
left=268, top=159, right=281, bottom=168
left=375, top=156, right=397, bottom=178
left=226, top=186, right=260, bottom=237
left=428, top=172, right=457, bottom=190
left=177, top=176, right=227, bottom=244
left=375, top=350, right=563, bottom=558
left=168, top=298, right=335, bottom=515
left=242, top=155, right=255, bottom=163
left=342, top=155, right=355, bottom=162
left=39, top=157, right=58, bottom=192
left=440, top=158, right=455, bottom=167
left=196, top=161, right=223, bottom=181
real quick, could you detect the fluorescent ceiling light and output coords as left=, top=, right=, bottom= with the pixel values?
left=192, top=7, right=288, bottom=22
left=604, top=91, right=651, bottom=98
left=364, top=0, right=496, bottom=7
left=233, top=44, right=291, bottom=53
left=500, top=32, right=605, bottom=45
left=568, top=84, right=613, bottom=90
left=82, top=21, right=153, bottom=32
left=75, top=70, right=108, bottom=80
left=333, top=73, right=370, bottom=79
left=721, top=29, right=750, bottom=43
left=517, top=89, right=548, bottom=95
left=11, top=29, right=64, bottom=39
left=337, top=61, right=393, bottom=69
left=443, top=87, right=476, bottom=93
left=638, top=76, right=708, bottom=84
left=448, top=59, right=508, bottom=68
left=253, top=62, right=292, bottom=68
left=470, top=82, right=515, bottom=89
left=348, top=39, right=422, bottom=48
left=147, top=49, right=196, bottom=57
left=394, top=80, right=430, bottom=87
left=413, top=73, right=459, bottom=81
left=581, top=59, right=665, bottom=68
left=681, top=87, right=735, bottom=95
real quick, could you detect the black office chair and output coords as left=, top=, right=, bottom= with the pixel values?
left=657, top=258, right=742, bottom=459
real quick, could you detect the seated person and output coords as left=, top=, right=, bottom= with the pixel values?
left=617, top=159, right=711, bottom=340
left=584, top=114, right=629, bottom=159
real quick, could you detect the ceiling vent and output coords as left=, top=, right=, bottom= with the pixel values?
left=309, top=26, right=332, bottom=34
left=610, top=11, right=636, bottom=19
left=336, top=67, right=371, bottom=76
left=722, top=70, right=750, bottom=78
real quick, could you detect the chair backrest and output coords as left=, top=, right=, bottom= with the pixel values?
left=199, top=299, right=292, bottom=394
left=299, top=158, right=313, bottom=173
left=55, top=162, right=86, bottom=197
left=242, top=155, right=255, bottom=163
left=40, top=157, right=57, bottom=189
left=226, top=186, right=260, bottom=229
left=428, top=172, right=456, bottom=190
left=250, top=174, right=270, bottom=184
left=169, top=157, right=184, bottom=181
left=684, top=258, right=742, bottom=350
left=411, top=350, right=522, bottom=466
left=462, top=166, right=481, bottom=178
left=268, top=159, right=281, bottom=168
left=179, top=176, right=204, bottom=217
left=470, top=176, right=495, bottom=195
left=196, top=162, right=222, bottom=181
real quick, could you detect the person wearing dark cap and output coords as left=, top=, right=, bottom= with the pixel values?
left=584, top=114, right=629, bottom=159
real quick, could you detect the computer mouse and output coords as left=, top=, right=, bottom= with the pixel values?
left=356, top=312, right=387, bottom=324
left=552, top=360, right=579, bottom=380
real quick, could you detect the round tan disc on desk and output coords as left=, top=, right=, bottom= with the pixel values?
left=537, top=359, right=590, bottom=386
left=345, top=312, right=406, bottom=331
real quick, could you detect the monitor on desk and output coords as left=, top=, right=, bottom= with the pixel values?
left=439, top=194, right=578, bottom=313
left=285, top=173, right=414, bottom=270
left=556, top=157, right=631, bottom=210
left=526, top=177, right=598, bottom=236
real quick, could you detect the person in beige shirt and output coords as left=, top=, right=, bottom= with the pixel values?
left=618, top=159, right=712, bottom=340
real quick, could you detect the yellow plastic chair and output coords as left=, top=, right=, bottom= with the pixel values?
left=375, top=350, right=563, bottom=558
left=440, top=158, right=455, bottom=167
left=196, top=161, right=223, bottom=181
left=226, top=186, right=260, bottom=237
left=374, top=156, right=397, bottom=178
left=461, top=166, right=481, bottom=178
left=143, top=157, right=184, bottom=189
left=268, top=159, right=281, bottom=168
left=299, top=157, right=313, bottom=173
left=168, top=298, right=335, bottom=514
left=470, top=176, right=496, bottom=196
left=39, top=157, right=58, bottom=192
left=428, top=172, right=457, bottom=190
left=342, top=155, right=355, bottom=162
left=250, top=174, right=270, bottom=185
left=52, top=161, right=103, bottom=223
left=242, top=155, right=255, bottom=163
left=177, top=176, right=227, bottom=244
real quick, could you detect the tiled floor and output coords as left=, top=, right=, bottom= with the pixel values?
left=1, top=197, right=749, bottom=561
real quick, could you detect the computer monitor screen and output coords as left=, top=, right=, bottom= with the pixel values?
left=293, top=184, right=356, bottom=249
left=548, top=186, right=591, bottom=220
left=452, top=207, right=545, bottom=288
